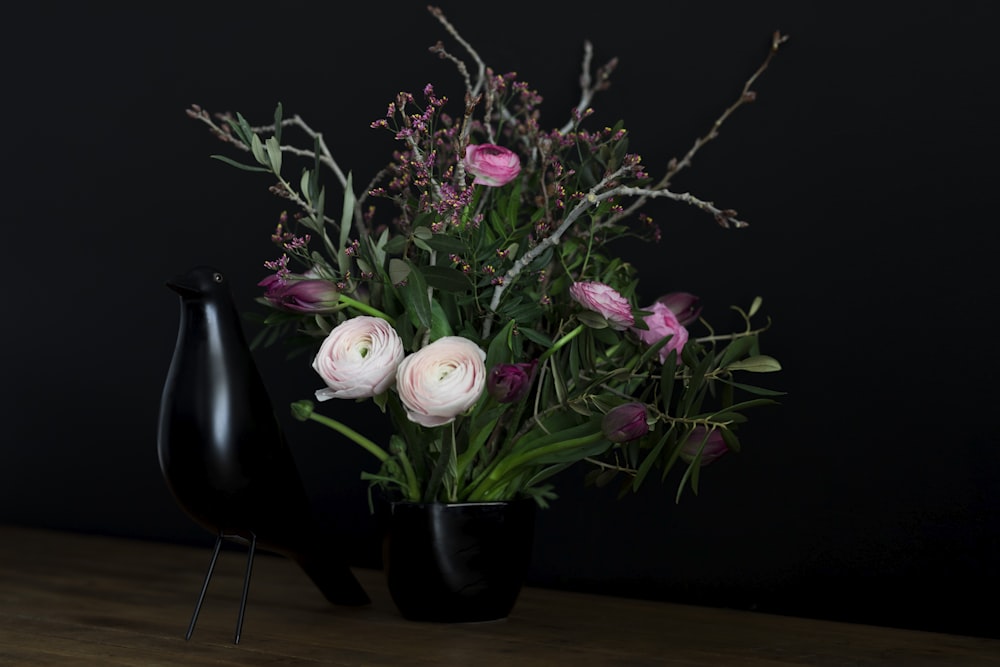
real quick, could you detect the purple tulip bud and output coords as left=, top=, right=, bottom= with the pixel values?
left=258, top=274, right=341, bottom=313
left=657, top=292, right=702, bottom=327
left=601, top=403, right=650, bottom=443
left=487, top=360, right=538, bottom=403
left=679, top=426, right=729, bottom=466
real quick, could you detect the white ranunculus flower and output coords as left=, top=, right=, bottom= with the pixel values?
left=396, top=336, right=487, bottom=427
left=312, top=316, right=404, bottom=400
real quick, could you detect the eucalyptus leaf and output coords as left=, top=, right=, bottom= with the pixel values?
left=728, top=355, right=782, bottom=373
left=273, top=102, right=283, bottom=144
left=388, top=258, right=411, bottom=285
left=718, top=379, right=786, bottom=397
left=423, top=233, right=469, bottom=255
left=575, top=311, right=609, bottom=329
left=717, top=335, right=757, bottom=369
left=338, top=172, right=355, bottom=274
left=265, top=135, right=282, bottom=175
left=399, top=263, right=432, bottom=330
left=519, top=327, right=553, bottom=348
left=721, top=428, right=741, bottom=453
left=210, top=154, right=271, bottom=173
left=250, top=133, right=268, bottom=167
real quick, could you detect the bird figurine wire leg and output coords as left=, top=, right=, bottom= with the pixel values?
left=158, top=266, right=369, bottom=643
left=185, top=532, right=224, bottom=641
left=184, top=531, right=257, bottom=644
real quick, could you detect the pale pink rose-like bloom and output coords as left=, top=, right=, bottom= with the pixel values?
left=312, top=316, right=404, bottom=400
left=464, top=144, right=521, bottom=187
left=569, top=281, right=635, bottom=330
left=396, top=336, right=487, bottom=427
left=632, top=301, right=689, bottom=364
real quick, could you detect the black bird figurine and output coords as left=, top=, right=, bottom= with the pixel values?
left=157, top=265, right=369, bottom=644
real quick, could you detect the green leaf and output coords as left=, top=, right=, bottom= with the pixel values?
left=226, top=112, right=254, bottom=145
left=575, top=311, right=608, bottom=329
left=678, top=352, right=712, bottom=417
left=485, top=319, right=516, bottom=370
left=210, top=154, right=271, bottom=173
left=728, top=355, right=782, bottom=373
left=250, top=133, right=268, bottom=167
left=429, top=299, right=454, bottom=340
left=421, top=265, right=473, bottom=294
left=388, top=258, right=410, bottom=285
left=718, top=379, right=786, bottom=397
left=633, top=431, right=669, bottom=490
left=399, top=262, right=432, bottom=330
left=300, top=169, right=313, bottom=203
left=423, top=427, right=458, bottom=502
left=265, top=135, right=282, bottom=175
left=519, top=327, right=553, bottom=348
left=423, top=233, right=469, bottom=256
left=310, top=135, right=322, bottom=202
left=659, top=351, right=678, bottom=413
left=338, top=172, right=355, bottom=274
left=273, top=102, right=283, bottom=144
left=384, top=235, right=407, bottom=255
left=717, top=335, right=757, bottom=368
left=721, top=428, right=742, bottom=453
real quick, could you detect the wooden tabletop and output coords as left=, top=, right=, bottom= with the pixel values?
left=0, top=525, right=997, bottom=666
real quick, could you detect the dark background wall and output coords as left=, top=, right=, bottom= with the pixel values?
left=5, top=1, right=998, bottom=640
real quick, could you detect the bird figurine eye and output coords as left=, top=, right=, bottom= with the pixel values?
left=213, top=272, right=224, bottom=283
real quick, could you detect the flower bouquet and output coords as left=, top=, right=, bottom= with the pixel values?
left=187, top=6, right=785, bottom=510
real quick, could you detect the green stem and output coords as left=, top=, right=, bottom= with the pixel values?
left=304, top=411, right=390, bottom=463
left=538, top=324, right=585, bottom=364
left=338, top=294, right=394, bottom=324
left=394, top=447, right=420, bottom=501
left=468, top=431, right=604, bottom=500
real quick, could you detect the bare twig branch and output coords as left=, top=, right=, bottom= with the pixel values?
left=605, top=31, right=790, bottom=228
left=427, top=5, right=487, bottom=96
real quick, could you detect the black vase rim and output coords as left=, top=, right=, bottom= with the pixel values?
left=387, top=498, right=534, bottom=509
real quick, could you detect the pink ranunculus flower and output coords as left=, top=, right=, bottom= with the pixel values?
left=569, top=281, right=635, bottom=330
left=632, top=301, right=689, bottom=363
left=464, top=144, right=521, bottom=187
left=396, top=336, right=487, bottom=427
left=312, top=316, right=404, bottom=400
left=679, top=426, right=729, bottom=466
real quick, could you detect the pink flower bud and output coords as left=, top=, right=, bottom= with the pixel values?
left=569, top=281, right=635, bottom=330
left=632, top=301, right=689, bottom=364
left=679, top=426, right=729, bottom=466
left=486, top=360, right=538, bottom=403
left=259, top=274, right=340, bottom=313
left=601, top=403, right=649, bottom=443
left=464, top=144, right=521, bottom=187
left=657, top=292, right=702, bottom=327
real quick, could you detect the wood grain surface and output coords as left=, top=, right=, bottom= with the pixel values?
left=1, top=525, right=997, bottom=666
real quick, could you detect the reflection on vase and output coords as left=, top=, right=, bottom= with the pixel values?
left=381, top=499, right=536, bottom=622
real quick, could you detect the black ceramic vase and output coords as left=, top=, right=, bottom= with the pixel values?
left=381, top=499, right=536, bottom=623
